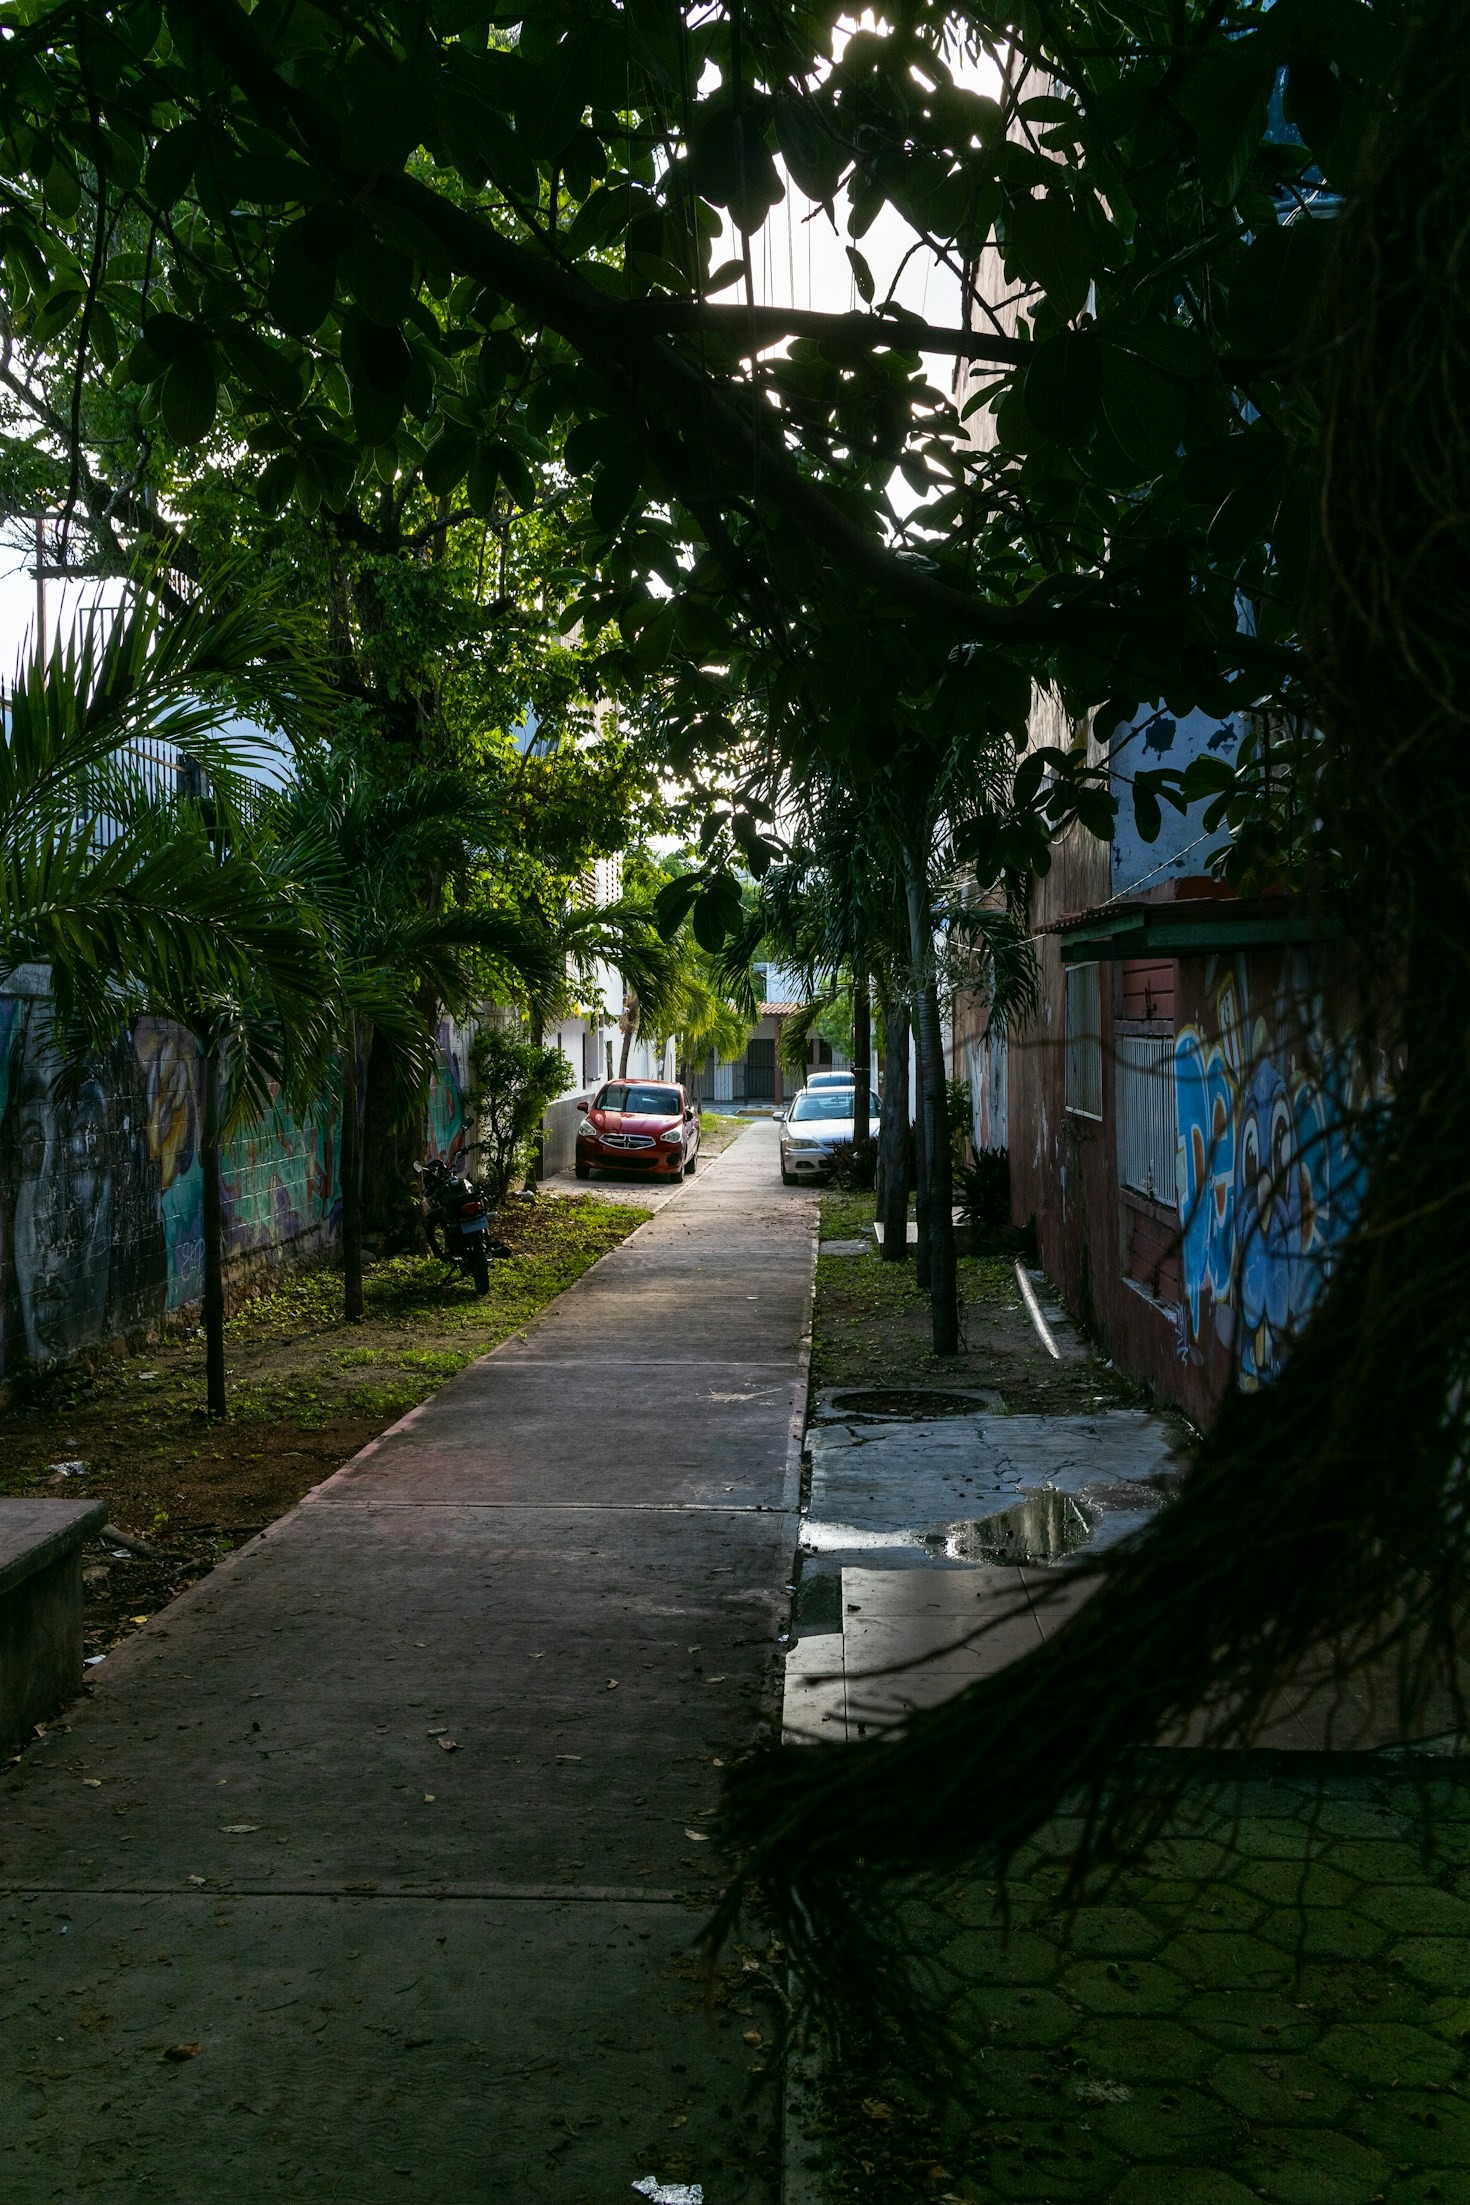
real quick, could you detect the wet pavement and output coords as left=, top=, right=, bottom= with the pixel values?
left=0, top=1121, right=816, bottom=2204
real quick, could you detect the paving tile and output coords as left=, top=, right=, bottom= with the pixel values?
left=1207, top=2050, right=1352, bottom=2124
left=1352, top=2091, right=1470, bottom=2168
left=1239, top=2123, right=1389, bottom=2204
left=1109, top=2169, right=1261, bottom=2205
left=1315, top=2021, right=1459, bottom=2087
left=1071, top=2017, right=1216, bottom=2084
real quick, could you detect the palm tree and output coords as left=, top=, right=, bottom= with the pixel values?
left=140, top=806, right=335, bottom=1414
left=0, top=569, right=331, bottom=1041
left=270, top=751, right=556, bottom=1321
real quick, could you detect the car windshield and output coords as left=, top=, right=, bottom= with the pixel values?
left=789, top=1090, right=874, bottom=1123
left=599, top=1084, right=681, bottom=1115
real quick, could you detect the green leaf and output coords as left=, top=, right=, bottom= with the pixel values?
left=845, top=246, right=875, bottom=304
left=354, top=316, right=414, bottom=395
left=489, top=438, right=536, bottom=508
left=349, top=376, right=403, bottom=447
left=159, top=348, right=218, bottom=444
left=692, top=871, right=743, bottom=952
left=1225, top=221, right=1333, bottom=358
left=44, top=158, right=80, bottom=219
left=141, top=309, right=202, bottom=363
left=1023, top=327, right=1101, bottom=441
left=217, top=325, right=303, bottom=414
left=341, top=234, right=413, bottom=324
left=1003, top=191, right=1093, bottom=320
left=653, top=874, right=700, bottom=938
left=1132, top=780, right=1162, bottom=844
left=145, top=121, right=202, bottom=208
left=466, top=442, right=500, bottom=516
left=590, top=446, right=644, bottom=533
left=30, top=275, right=86, bottom=343
left=704, top=257, right=745, bottom=295
left=1175, top=39, right=1275, bottom=205
left=1100, top=344, right=1185, bottom=474
left=773, top=93, right=844, bottom=202
left=257, top=450, right=297, bottom=514
left=422, top=423, right=476, bottom=496
left=267, top=222, right=337, bottom=336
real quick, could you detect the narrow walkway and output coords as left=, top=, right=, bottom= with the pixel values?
left=1, top=1124, right=815, bottom=2204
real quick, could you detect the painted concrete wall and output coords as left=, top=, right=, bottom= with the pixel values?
left=1005, top=927, right=1363, bottom=1423
left=0, top=974, right=469, bottom=1383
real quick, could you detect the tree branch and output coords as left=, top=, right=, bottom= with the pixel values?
left=169, top=0, right=1070, bottom=648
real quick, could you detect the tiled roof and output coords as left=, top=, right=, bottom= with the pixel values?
left=760, top=1002, right=804, bottom=1017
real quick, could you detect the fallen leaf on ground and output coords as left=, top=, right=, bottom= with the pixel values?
left=437, top=1737, right=458, bottom=1752
left=130, top=1615, right=149, bottom=1625
left=219, top=1824, right=260, bottom=1834
left=862, top=2099, right=894, bottom=2122
left=683, top=1829, right=709, bottom=1842
left=606, top=1679, right=618, bottom=1690
left=422, top=1794, right=435, bottom=1803
left=163, top=2042, right=201, bottom=2061
left=742, top=2030, right=762, bottom=2048
left=186, top=1875, right=206, bottom=1886
left=426, top=1725, right=448, bottom=1736
left=82, top=1778, right=102, bottom=1788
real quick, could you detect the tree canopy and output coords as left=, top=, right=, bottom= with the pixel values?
left=0, top=0, right=1393, bottom=919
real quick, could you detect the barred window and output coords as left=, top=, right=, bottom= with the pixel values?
left=1064, top=962, right=1103, bottom=1119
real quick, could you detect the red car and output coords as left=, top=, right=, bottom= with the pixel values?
left=574, top=1080, right=701, bottom=1180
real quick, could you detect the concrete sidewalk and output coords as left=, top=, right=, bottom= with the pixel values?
left=1, top=1123, right=815, bottom=2204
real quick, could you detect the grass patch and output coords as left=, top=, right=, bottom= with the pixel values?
left=0, top=1194, right=647, bottom=1541
left=813, top=1188, right=1142, bottom=1412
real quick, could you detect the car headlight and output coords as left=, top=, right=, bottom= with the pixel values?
left=576, top=1121, right=596, bottom=1139
left=661, top=1129, right=683, bottom=1146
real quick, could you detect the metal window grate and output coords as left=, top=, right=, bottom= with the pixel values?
left=1064, top=962, right=1103, bottom=1118
left=1116, top=1033, right=1178, bottom=1207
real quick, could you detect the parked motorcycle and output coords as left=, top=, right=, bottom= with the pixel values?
left=416, top=1149, right=512, bottom=1295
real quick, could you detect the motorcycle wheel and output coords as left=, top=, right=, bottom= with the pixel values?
left=469, top=1244, right=490, bottom=1295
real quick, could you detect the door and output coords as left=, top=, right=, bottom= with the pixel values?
left=745, top=1037, right=776, bottom=1101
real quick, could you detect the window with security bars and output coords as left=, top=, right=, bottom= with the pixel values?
left=1064, top=962, right=1103, bottom=1119
left=1116, top=1033, right=1178, bottom=1208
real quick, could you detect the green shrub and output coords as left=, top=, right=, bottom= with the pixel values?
left=469, top=1027, right=571, bottom=1204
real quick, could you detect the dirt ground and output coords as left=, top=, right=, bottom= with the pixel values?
left=813, top=1190, right=1147, bottom=1415
left=0, top=1194, right=648, bottom=1666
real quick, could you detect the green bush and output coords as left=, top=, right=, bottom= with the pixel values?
left=469, top=1026, right=572, bottom=1205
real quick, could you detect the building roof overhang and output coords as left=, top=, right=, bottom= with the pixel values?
left=1045, top=896, right=1343, bottom=964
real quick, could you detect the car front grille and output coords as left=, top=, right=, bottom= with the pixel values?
left=599, top=1131, right=656, bottom=1149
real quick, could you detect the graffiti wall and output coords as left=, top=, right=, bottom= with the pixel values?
left=0, top=978, right=473, bottom=1381
left=1173, top=953, right=1366, bottom=1386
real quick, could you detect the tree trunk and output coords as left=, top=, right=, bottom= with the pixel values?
left=876, top=988, right=910, bottom=1263
left=618, top=990, right=638, bottom=1078
left=905, top=847, right=959, bottom=1357
left=852, top=974, right=871, bottom=1149
left=341, top=1014, right=364, bottom=1323
left=201, top=1038, right=227, bottom=1419
left=362, top=990, right=436, bottom=1254
left=913, top=1009, right=931, bottom=1291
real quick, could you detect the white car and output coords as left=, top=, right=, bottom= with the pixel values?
left=804, top=1070, right=856, bottom=1091
left=779, top=1087, right=879, bottom=1184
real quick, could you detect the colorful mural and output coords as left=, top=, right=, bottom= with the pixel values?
left=1174, top=956, right=1365, bottom=1383
left=0, top=997, right=168, bottom=1373
left=0, top=991, right=470, bottom=1380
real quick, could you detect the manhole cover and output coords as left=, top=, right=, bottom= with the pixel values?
left=830, top=1389, right=991, bottom=1419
